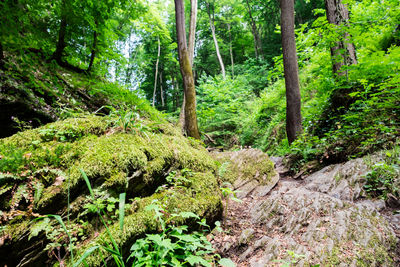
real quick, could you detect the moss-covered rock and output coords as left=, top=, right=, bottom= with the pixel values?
left=0, top=53, right=159, bottom=138
left=0, top=115, right=222, bottom=266
left=212, top=149, right=278, bottom=198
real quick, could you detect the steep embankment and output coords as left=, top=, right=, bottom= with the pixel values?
left=0, top=115, right=223, bottom=266
left=0, top=53, right=155, bottom=138
left=212, top=149, right=400, bottom=266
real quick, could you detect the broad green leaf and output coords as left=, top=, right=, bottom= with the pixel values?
left=218, top=258, right=236, bottom=267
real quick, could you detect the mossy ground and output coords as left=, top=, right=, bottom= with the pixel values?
left=0, top=115, right=222, bottom=266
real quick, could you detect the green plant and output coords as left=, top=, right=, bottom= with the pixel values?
left=157, top=169, right=192, bottom=193
left=220, top=182, right=242, bottom=221
left=364, top=148, right=400, bottom=199
left=76, top=169, right=127, bottom=267
left=128, top=200, right=235, bottom=267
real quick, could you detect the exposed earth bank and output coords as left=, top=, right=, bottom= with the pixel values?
left=211, top=149, right=400, bottom=266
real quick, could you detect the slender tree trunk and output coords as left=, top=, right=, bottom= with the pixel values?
left=160, top=71, right=165, bottom=107
left=206, top=2, right=226, bottom=79
left=152, top=36, right=161, bottom=107
left=0, top=42, right=4, bottom=69
left=188, top=0, right=198, bottom=66
left=175, top=0, right=200, bottom=139
left=228, top=23, right=234, bottom=77
left=325, top=0, right=357, bottom=76
left=280, top=0, right=302, bottom=144
left=172, top=75, right=178, bottom=111
left=246, top=0, right=263, bottom=60
left=87, top=22, right=98, bottom=72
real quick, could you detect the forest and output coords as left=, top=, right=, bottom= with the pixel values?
left=0, top=0, right=399, bottom=266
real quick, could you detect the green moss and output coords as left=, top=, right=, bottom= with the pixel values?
left=74, top=171, right=222, bottom=266
left=1, top=115, right=222, bottom=266
left=212, top=150, right=276, bottom=184
left=1, top=115, right=109, bottom=150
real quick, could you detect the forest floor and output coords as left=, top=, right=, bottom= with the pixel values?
left=210, top=155, right=400, bottom=267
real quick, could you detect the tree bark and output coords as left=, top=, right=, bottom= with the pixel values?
left=325, top=0, right=357, bottom=76
left=52, top=10, right=67, bottom=64
left=228, top=23, right=234, bottom=77
left=175, top=0, right=201, bottom=139
left=152, top=36, right=161, bottom=107
left=280, top=0, right=302, bottom=144
left=160, top=71, right=164, bottom=107
left=87, top=22, right=98, bottom=72
left=206, top=2, right=226, bottom=79
left=0, top=41, right=4, bottom=69
left=51, top=0, right=85, bottom=73
left=246, top=0, right=264, bottom=60
left=180, top=0, right=198, bottom=131
left=188, top=0, right=198, bottom=66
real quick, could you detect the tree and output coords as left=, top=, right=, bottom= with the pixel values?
left=206, top=1, right=226, bottom=79
left=175, top=0, right=201, bottom=139
left=280, top=0, right=302, bottom=144
left=188, top=0, right=198, bottom=66
left=87, top=21, right=98, bottom=72
left=325, top=0, right=357, bottom=76
left=180, top=0, right=198, bottom=131
left=245, top=0, right=264, bottom=60
left=153, top=36, right=161, bottom=107
left=52, top=0, right=68, bottom=66
left=0, top=42, right=4, bottom=69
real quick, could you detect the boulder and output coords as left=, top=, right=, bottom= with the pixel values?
left=0, top=115, right=223, bottom=266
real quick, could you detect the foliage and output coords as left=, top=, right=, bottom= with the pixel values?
left=129, top=200, right=235, bottom=267
left=196, top=75, right=255, bottom=147
left=220, top=182, right=242, bottom=221
left=363, top=147, right=400, bottom=200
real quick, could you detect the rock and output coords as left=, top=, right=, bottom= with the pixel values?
left=212, top=149, right=278, bottom=198
left=356, top=199, right=386, bottom=211
left=254, top=236, right=272, bottom=249
left=247, top=182, right=397, bottom=266
left=303, top=156, right=383, bottom=201
left=238, top=228, right=255, bottom=246
left=0, top=116, right=223, bottom=266
left=239, top=246, right=254, bottom=261
left=386, top=194, right=400, bottom=209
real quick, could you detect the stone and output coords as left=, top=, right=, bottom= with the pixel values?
left=238, top=228, right=255, bottom=246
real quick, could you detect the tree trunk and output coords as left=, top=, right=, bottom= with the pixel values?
left=180, top=0, right=198, bottom=131
left=206, top=2, right=226, bottom=79
left=325, top=0, right=357, bottom=76
left=228, top=23, right=234, bottom=77
left=246, top=0, right=264, bottom=60
left=51, top=0, right=85, bottom=73
left=87, top=22, right=98, bottom=72
left=160, top=71, right=164, bottom=107
left=280, top=0, right=302, bottom=144
left=175, top=0, right=201, bottom=139
left=152, top=36, right=161, bottom=107
left=0, top=41, right=4, bottom=69
left=188, top=0, right=198, bottom=66
left=52, top=4, right=67, bottom=64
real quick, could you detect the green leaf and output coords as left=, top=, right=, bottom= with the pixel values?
left=73, top=245, right=100, bottom=267
left=185, top=255, right=211, bottom=267
left=80, top=168, right=94, bottom=198
left=177, top=211, right=200, bottom=219
left=218, top=258, right=236, bottom=267
left=119, top=192, right=126, bottom=231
